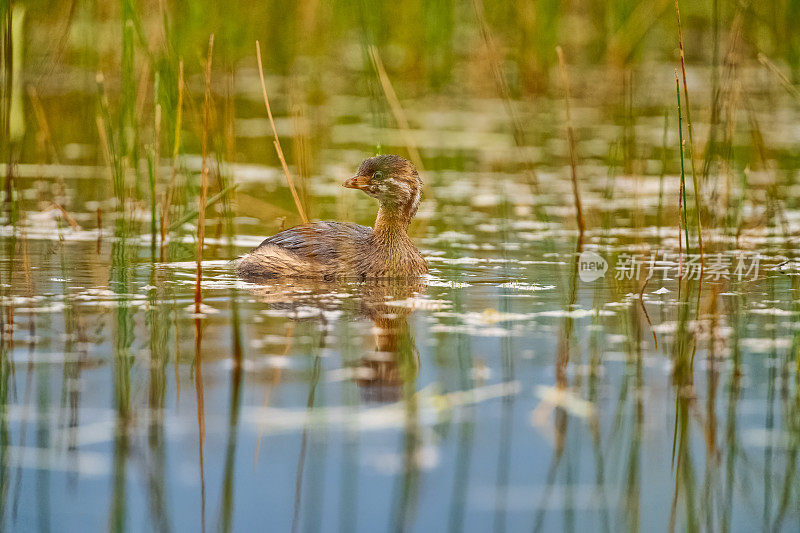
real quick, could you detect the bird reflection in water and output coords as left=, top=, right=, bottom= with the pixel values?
left=240, top=274, right=425, bottom=402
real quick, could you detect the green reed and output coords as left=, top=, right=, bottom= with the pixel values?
left=218, top=74, right=243, bottom=533
left=669, top=70, right=698, bottom=495
left=1, top=1, right=13, bottom=224
left=96, top=73, right=126, bottom=210
left=219, top=71, right=242, bottom=362
left=147, top=74, right=161, bottom=260
left=675, top=74, right=690, bottom=259
left=669, top=57, right=705, bottom=521
left=160, top=59, right=184, bottom=262
left=120, top=0, right=138, bottom=181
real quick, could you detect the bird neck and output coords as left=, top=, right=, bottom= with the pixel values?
left=373, top=206, right=412, bottom=245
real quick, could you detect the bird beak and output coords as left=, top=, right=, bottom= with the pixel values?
left=343, top=175, right=369, bottom=190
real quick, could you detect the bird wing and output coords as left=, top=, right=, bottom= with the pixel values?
left=257, top=222, right=372, bottom=263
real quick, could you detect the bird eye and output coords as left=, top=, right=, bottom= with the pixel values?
left=373, top=171, right=384, bottom=180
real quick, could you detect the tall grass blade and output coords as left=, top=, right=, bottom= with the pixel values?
left=675, top=72, right=690, bottom=254
left=255, top=40, right=308, bottom=224
left=675, top=0, right=704, bottom=270
left=160, top=59, right=184, bottom=262
left=367, top=45, right=425, bottom=174
left=556, top=46, right=585, bottom=239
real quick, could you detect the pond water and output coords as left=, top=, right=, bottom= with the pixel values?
left=2, top=3, right=800, bottom=532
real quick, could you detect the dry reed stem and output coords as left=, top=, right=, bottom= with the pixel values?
left=702, top=13, right=742, bottom=182
left=196, top=35, right=213, bottom=314
left=94, top=72, right=122, bottom=196
left=224, top=72, right=237, bottom=161
left=290, top=101, right=310, bottom=213
left=154, top=107, right=162, bottom=183
left=52, top=202, right=80, bottom=230
left=169, top=183, right=237, bottom=232
left=675, top=0, right=704, bottom=270
left=161, top=59, right=184, bottom=262
left=193, top=317, right=206, bottom=533
left=29, top=85, right=79, bottom=224
left=95, top=114, right=114, bottom=181
left=556, top=46, right=585, bottom=238
left=255, top=40, right=308, bottom=224
left=26, top=85, right=59, bottom=164
left=757, top=53, right=800, bottom=102
left=134, top=63, right=151, bottom=129
left=721, top=84, right=739, bottom=232
left=639, top=250, right=658, bottom=349
left=367, top=45, right=425, bottom=175
left=743, top=93, right=791, bottom=238
left=471, top=0, right=539, bottom=192
left=96, top=207, right=102, bottom=253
